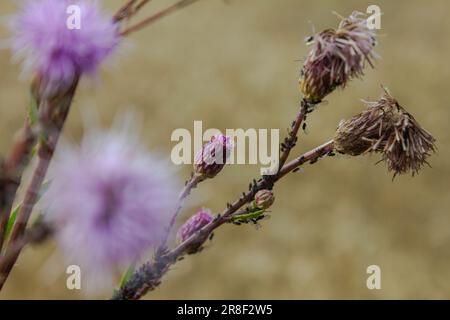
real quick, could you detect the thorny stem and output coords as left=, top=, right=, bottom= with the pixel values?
left=160, top=174, right=203, bottom=248
left=115, top=98, right=324, bottom=300
left=113, top=0, right=153, bottom=23
left=168, top=140, right=335, bottom=257
left=114, top=0, right=138, bottom=22
left=278, top=140, right=334, bottom=178
left=277, top=99, right=312, bottom=171
left=135, top=0, right=152, bottom=12
left=0, top=79, right=79, bottom=290
left=159, top=98, right=313, bottom=251
left=0, top=79, right=43, bottom=254
left=113, top=140, right=335, bottom=300
left=0, top=121, right=36, bottom=254
left=119, top=0, right=201, bottom=36
left=179, top=174, right=203, bottom=200
left=0, top=216, right=53, bottom=275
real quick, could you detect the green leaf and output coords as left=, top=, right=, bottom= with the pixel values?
left=28, top=92, right=39, bottom=125
left=3, top=204, right=19, bottom=245
left=31, top=145, right=37, bottom=158
left=1, top=180, right=51, bottom=250
left=119, top=262, right=136, bottom=289
left=231, top=208, right=266, bottom=223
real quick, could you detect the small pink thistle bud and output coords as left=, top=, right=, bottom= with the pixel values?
left=299, top=12, right=377, bottom=104
left=194, top=134, right=234, bottom=180
left=253, top=189, right=275, bottom=210
left=334, top=88, right=436, bottom=176
left=177, top=208, right=214, bottom=243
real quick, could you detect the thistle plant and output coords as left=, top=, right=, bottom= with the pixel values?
left=0, top=1, right=436, bottom=299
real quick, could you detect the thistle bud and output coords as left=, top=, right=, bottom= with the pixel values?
left=176, top=208, right=214, bottom=244
left=194, top=134, right=233, bottom=180
left=253, top=189, right=275, bottom=210
left=300, top=12, right=377, bottom=104
left=334, top=89, right=436, bottom=176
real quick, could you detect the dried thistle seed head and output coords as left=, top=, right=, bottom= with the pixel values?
left=299, top=12, right=377, bottom=104
left=334, top=89, right=436, bottom=176
left=253, top=189, right=275, bottom=210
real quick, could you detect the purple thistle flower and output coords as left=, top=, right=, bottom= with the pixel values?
left=176, top=208, right=214, bottom=244
left=300, top=12, right=377, bottom=104
left=44, top=124, right=178, bottom=291
left=194, top=134, right=234, bottom=180
left=11, top=0, right=119, bottom=93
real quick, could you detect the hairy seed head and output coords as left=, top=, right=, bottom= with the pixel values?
left=300, top=12, right=377, bottom=103
left=334, top=89, right=436, bottom=176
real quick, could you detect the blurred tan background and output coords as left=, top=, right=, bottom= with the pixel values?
left=1, top=0, right=449, bottom=299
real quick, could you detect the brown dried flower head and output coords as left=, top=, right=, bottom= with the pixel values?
left=299, top=12, right=377, bottom=104
left=334, top=89, right=436, bottom=176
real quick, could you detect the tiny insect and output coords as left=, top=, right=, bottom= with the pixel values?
left=304, top=35, right=314, bottom=44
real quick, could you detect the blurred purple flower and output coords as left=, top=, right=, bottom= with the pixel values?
left=11, top=0, right=119, bottom=92
left=194, top=134, right=234, bottom=180
left=44, top=123, right=178, bottom=290
left=177, top=208, right=214, bottom=244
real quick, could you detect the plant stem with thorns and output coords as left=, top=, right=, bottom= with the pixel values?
left=119, top=0, right=201, bottom=36
left=0, top=78, right=79, bottom=290
left=159, top=174, right=203, bottom=248
left=278, top=99, right=312, bottom=170
left=113, top=139, right=334, bottom=300
left=0, top=121, right=35, bottom=254
left=0, top=82, right=43, bottom=254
